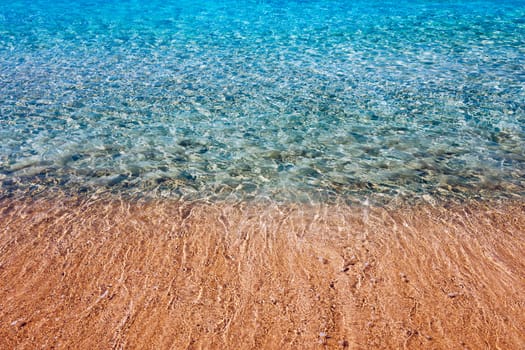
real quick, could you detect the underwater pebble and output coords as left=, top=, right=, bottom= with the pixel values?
left=400, top=273, right=409, bottom=283
left=0, top=0, right=523, bottom=204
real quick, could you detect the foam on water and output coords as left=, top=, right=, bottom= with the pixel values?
left=1, top=0, right=524, bottom=202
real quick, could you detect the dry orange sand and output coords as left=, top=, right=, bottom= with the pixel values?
left=0, top=194, right=524, bottom=349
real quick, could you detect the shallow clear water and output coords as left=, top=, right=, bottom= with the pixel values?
left=1, top=0, right=524, bottom=202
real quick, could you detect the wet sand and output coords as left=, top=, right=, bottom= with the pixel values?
left=0, top=194, right=524, bottom=349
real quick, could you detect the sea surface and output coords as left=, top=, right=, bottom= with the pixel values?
left=1, top=0, right=524, bottom=203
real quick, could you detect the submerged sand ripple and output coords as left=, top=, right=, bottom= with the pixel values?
left=0, top=195, right=524, bottom=349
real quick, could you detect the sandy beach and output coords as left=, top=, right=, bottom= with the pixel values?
left=1, top=194, right=524, bottom=349
left=1, top=0, right=524, bottom=348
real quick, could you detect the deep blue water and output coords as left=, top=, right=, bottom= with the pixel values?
left=1, top=0, right=524, bottom=202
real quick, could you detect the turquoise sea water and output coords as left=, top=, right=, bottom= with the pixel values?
left=0, top=0, right=524, bottom=203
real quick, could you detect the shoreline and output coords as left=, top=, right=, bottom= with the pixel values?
left=1, top=194, right=524, bottom=349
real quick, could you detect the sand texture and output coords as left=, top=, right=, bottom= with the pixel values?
left=1, top=195, right=524, bottom=349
